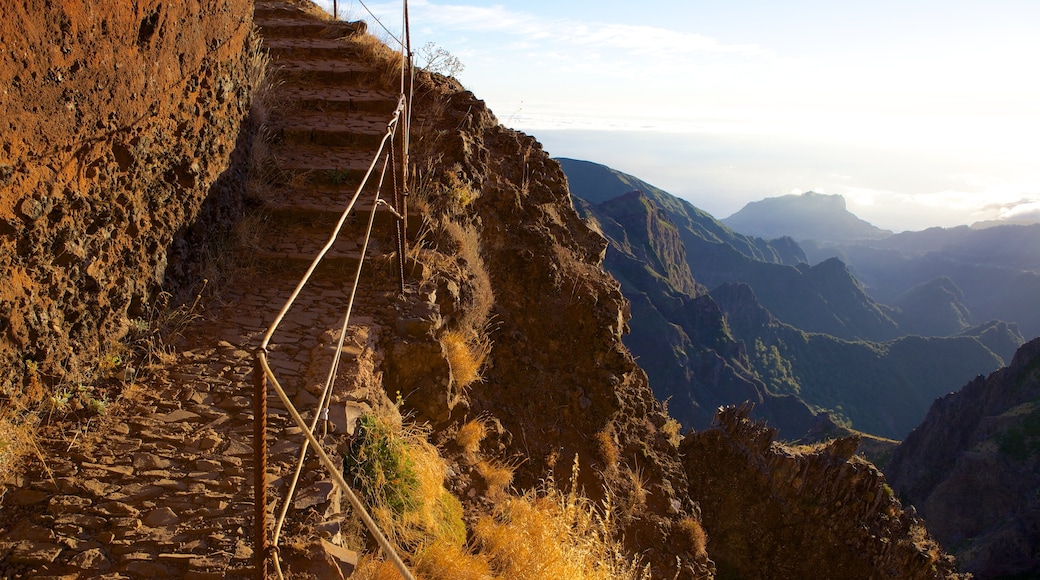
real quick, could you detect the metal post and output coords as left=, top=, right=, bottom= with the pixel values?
left=333, top=0, right=338, bottom=20
left=253, top=352, right=269, bottom=579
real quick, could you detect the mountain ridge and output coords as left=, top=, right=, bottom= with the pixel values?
left=723, top=190, right=892, bottom=242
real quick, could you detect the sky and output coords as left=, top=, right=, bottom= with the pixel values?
left=314, top=0, right=1040, bottom=232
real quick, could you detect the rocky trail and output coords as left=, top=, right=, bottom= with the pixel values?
left=0, top=2, right=415, bottom=577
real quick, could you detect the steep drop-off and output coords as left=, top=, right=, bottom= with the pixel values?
left=887, top=337, right=1040, bottom=577
left=0, top=0, right=256, bottom=402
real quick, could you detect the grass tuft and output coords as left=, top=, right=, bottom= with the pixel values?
left=441, top=330, right=491, bottom=389
left=471, top=460, right=650, bottom=580
left=455, top=418, right=486, bottom=460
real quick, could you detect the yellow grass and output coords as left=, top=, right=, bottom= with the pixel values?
left=472, top=485, right=650, bottom=580
left=475, top=459, right=514, bottom=499
left=455, top=419, right=486, bottom=459
left=441, top=330, right=490, bottom=388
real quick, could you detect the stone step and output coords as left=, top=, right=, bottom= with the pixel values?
left=254, top=17, right=365, bottom=41
left=275, top=86, right=400, bottom=115
left=271, top=58, right=382, bottom=87
left=262, top=36, right=368, bottom=61
left=270, top=144, right=391, bottom=186
left=260, top=191, right=421, bottom=239
left=267, top=109, right=391, bottom=148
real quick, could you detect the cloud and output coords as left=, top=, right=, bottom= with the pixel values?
left=361, top=0, right=769, bottom=58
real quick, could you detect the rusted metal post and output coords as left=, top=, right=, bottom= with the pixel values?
left=253, top=352, right=269, bottom=580
left=403, top=0, right=412, bottom=259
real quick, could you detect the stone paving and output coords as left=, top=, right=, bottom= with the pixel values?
left=0, top=2, right=410, bottom=577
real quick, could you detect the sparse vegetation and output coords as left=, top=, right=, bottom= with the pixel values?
left=441, top=329, right=491, bottom=388
left=475, top=459, right=514, bottom=499
left=677, top=517, right=708, bottom=558
left=455, top=418, right=487, bottom=460
left=418, top=42, right=464, bottom=78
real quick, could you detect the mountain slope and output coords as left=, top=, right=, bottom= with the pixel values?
left=723, top=191, right=892, bottom=242
left=887, top=338, right=1040, bottom=577
left=712, top=282, right=1005, bottom=439
left=566, top=159, right=1006, bottom=439
left=578, top=190, right=816, bottom=435
left=561, top=158, right=903, bottom=342
left=803, top=224, right=1040, bottom=339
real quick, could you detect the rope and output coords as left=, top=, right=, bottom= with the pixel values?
left=256, top=3, right=418, bottom=578
left=259, top=95, right=404, bottom=352
left=271, top=149, right=393, bottom=549
left=261, top=351, right=416, bottom=580
left=357, top=0, right=404, bottom=47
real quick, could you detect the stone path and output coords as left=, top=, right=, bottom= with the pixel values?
left=0, top=2, right=413, bottom=577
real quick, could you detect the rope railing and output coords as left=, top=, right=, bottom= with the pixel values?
left=252, top=2, right=417, bottom=577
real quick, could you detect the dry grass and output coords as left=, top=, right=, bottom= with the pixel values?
left=0, top=410, right=36, bottom=488
left=354, top=459, right=648, bottom=580
left=440, top=330, right=491, bottom=389
left=676, top=517, right=708, bottom=558
left=344, top=416, right=465, bottom=551
left=455, top=418, right=486, bottom=460
left=475, top=459, right=514, bottom=499
left=471, top=461, right=650, bottom=580
left=595, top=429, right=620, bottom=470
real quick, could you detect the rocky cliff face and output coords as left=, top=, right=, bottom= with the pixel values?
left=403, top=73, right=716, bottom=578
left=682, top=406, right=964, bottom=579
left=887, top=337, right=1040, bottom=577
left=0, top=0, right=256, bottom=402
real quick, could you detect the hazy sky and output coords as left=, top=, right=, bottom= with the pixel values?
left=315, top=0, right=1040, bottom=232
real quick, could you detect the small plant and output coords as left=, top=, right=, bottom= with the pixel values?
left=343, top=415, right=465, bottom=551
left=475, top=459, right=514, bottom=499
left=454, top=418, right=486, bottom=460
left=418, top=42, right=464, bottom=77
left=594, top=429, right=619, bottom=469
left=440, top=330, right=491, bottom=388
left=662, top=417, right=682, bottom=447
left=325, top=168, right=354, bottom=185
left=676, top=517, right=708, bottom=558
left=345, top=415, right=420, bottom=515
left=127, top=280, right=207, bottom=367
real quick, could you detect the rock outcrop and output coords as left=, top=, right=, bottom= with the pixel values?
left=682, top=406, right=965, bottom=579
left=0, top=0, right=256, bottom=401
left=887, top=337, right=1040, bottom=577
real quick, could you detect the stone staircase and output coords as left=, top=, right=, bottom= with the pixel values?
left=0, top=2, right=413, bottom=577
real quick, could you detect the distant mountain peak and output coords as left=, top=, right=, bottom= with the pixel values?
left=723, top=191, right=891, bottom=243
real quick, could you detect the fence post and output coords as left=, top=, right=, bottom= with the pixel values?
left=253, top=352, right=269, bottom=579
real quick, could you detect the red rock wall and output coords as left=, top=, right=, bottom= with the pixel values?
left=0, top=0, right=254, bottom=399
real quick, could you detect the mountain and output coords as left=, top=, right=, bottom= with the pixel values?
left=887, top=337, right=1040, bottom=578
left=561, top=158, right=805, bottom=265
left=802, top=224, right=1040, bottom=339
left=563, top=159, right=1009, bottom=439
left=722, top=191, right=892, bottom=242
left=893, top=276, right=973, bottom=337
left=576, top=189, right=816, bottom=435
left=712, top=282, right=1005, bottom=439
left=561, top=158, right=902, bottom=343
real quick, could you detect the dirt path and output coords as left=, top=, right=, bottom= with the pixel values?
left=0, top=2, right=410, bottom=577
